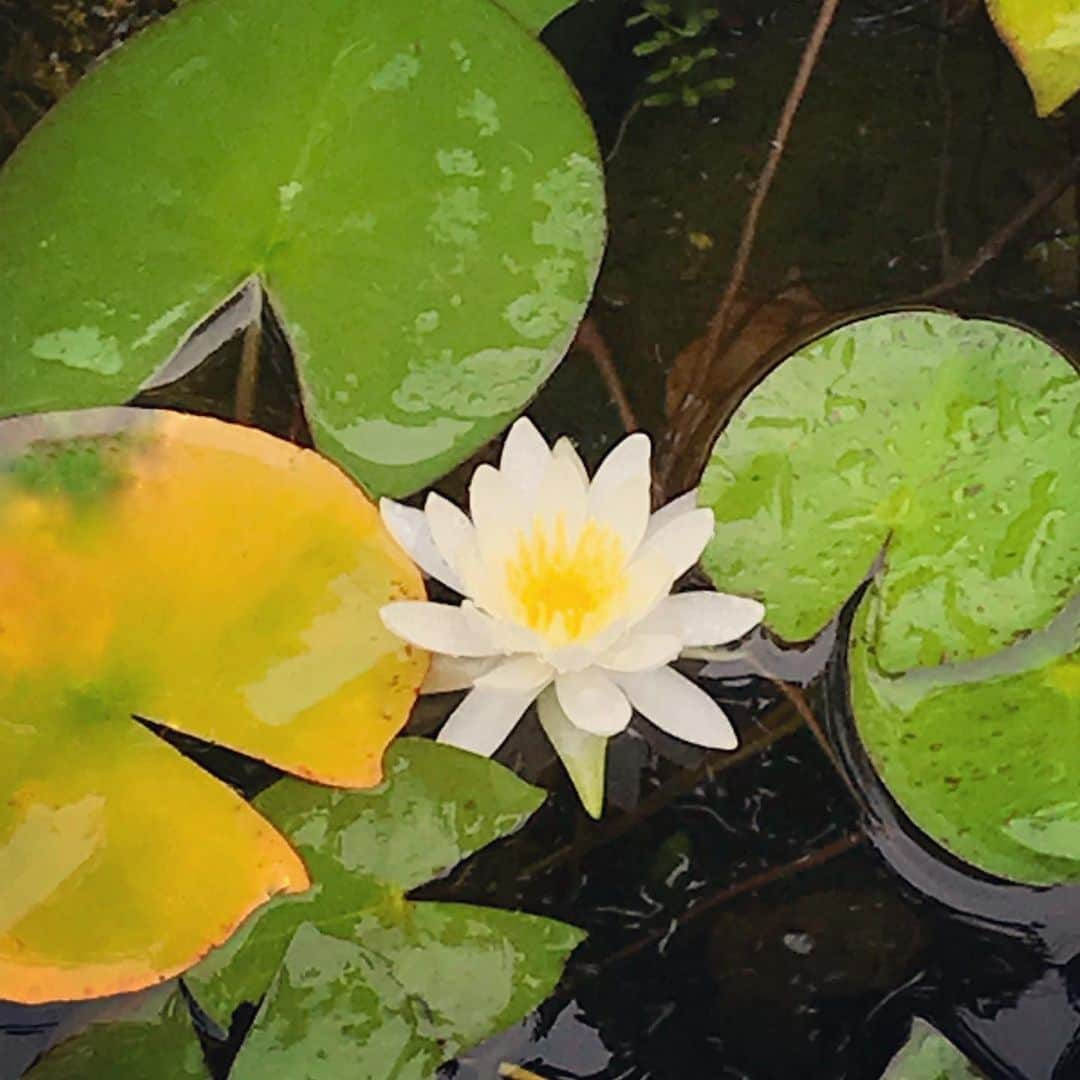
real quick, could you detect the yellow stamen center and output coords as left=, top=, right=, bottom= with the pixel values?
left=503, top=514, right=628, bottom=644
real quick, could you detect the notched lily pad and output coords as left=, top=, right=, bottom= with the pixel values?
left=0, top=0, right=606, bottom=497
left=184, top=739, right=584, bottom=1078
left=987, top=0, right=1080, bottom=117
left=700, top=311, right=1080, bottom=674
left=0, top=408, right=426, bottom=1003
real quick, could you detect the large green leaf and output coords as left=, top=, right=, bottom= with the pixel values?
left=987, top=0, right=1080, bottom=117
left=0, top=0, right=605, bottom=497
left=880, top=1018, right=986, bottom=1079
left=496, top=0, right=581, bottom=33
left=851, top=585, right=1080, bottom=885
left=0, top=408, right=426, bottom=1003
left=28, top=987, right=206, bottom=1080
left=184, top=739, right=583, bottom=1077
left=700, top=311, right=1080, bottom=673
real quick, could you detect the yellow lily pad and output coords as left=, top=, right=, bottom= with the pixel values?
left=0, top=408, right=427, bottom=1003
left=987, top=0, right=1080, bottom=116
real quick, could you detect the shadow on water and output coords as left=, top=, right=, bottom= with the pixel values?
left=1, top=0, right=1078, bottom=1076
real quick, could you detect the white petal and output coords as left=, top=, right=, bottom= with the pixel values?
left=499, top=417, right=552, bottom=493
left=537, top=685, right=607, bottom=818
left=616, top=666, right=737, bottom=749
left=553, top=436, right=588, bottom=486
left=590, top=477, right=651, bottom=562
left=379, top=498, right=463, bottom=592
left=600, top=630, right=682, bottom=672
left=475, top=654, right=554, bottom=691
left=660, top=591, right=765, bottom=647
left=589, top=435, right=651, bottom=551
left=590, top=432, right=651, bottom=501
left=422, top=654, right=498, bottom=694
left=424, top=493, right=479, bottom=588
left=469, top=463, right=515, bottom=565
left=487, top=617, right=548, bottom=656
left=535, top=452, right=588, bottom=537
left=380, top=600, right=498, bottom=657
left=555, top=669, right=632, bottom=736
left=643, top=489, right=698, bottom=542
left=617, top=552, right=679, bottom=630
left=545, top=616, right=633, bottom=674
left=631, top=507, right=715, bottom=583
left=437, top=684, right=540, bottom=757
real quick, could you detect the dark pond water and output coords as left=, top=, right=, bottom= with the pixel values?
left=1, top=0, right=1078, bottom=1076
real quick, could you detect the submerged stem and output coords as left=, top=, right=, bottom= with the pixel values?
left=234, top=291, right=264, bottom=422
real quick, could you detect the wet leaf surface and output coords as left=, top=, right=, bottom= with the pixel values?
left=184, top=739, right=583, bottom=1077
left=987, top=0, right=1080, bottom=117
left=0, top=408, right=426, bottom=1003
left=0, top=0, right=605, bottom=497
left=851, top=585, right=1080, bottom=886
left=700, top=310, right=1080, bottom=673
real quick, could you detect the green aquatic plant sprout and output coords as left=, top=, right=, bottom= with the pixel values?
left=701, top=310, right=1080, bottom=885
left=30, top=741, right=581, bottom=1079
left=626, top=1, right=735, bottom=108
left=0, top=0, right=605, bottom=497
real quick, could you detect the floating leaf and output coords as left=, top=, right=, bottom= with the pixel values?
left=851, top=586, right=1080, bottom=885
left=880, top=1018, right=986, bottom=1079
left=700, top=311, right=1080, bottom=673
left=28, top=987, right=204, bottom=1080
left=0, top=0, right=605, bottom=497
left=183, top=739, right=582, bottom=1077
left=495, top=0, right=582, bottom=33
left=987, top=0, right=1080, bottom=117
left=0, top=408, right=426, bottom=1003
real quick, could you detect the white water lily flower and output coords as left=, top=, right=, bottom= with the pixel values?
left=379, top=417, right=764, bottom=817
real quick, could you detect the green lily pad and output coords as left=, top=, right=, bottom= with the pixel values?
left=880, top=1018, right=986, bottom=1079
left=28, top=987, right=205, bottom=1080
left=700, top=311, right=1080, bottom=674
left=987, top=0, right=1080, bottom=117
left=0, top=0, right=605, bottom=497
left=496, top=0, right=580, bottom=33
left=0, top=408, right=426, bottom=1004
left=851, top=585, right=1080, bottom=885
left=184, top=739, right=583, bottom=1077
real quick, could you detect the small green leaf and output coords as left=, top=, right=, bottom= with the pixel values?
left=634, top=31, right=677, bottom=56
left=880, top=1018, right=986, bottom=1079
left=697, top=77, right=736, bottom=97
left=27, top=987, right=206, bottom=1080
left=643, top=91, right=680, bottom=107
left=184, top=740, right=582, bottom=1074
left=987, top=0, right=1080, bottom=116
left=701, top=311, right=1080, bottom=673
